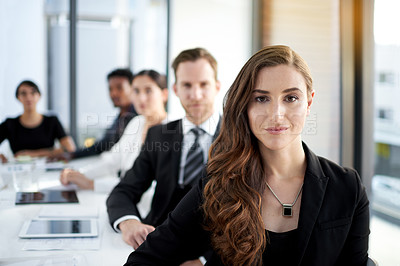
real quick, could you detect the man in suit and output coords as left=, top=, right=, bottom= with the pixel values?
left=106, top=48, right=221, bottom=252
left=73, top=68, right=138, bottom=158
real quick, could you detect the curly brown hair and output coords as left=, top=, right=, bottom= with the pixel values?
left=202, top=45, right=313, bottom=265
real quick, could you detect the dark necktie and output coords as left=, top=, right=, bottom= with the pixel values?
left=183, top=127, right=205, bottom=186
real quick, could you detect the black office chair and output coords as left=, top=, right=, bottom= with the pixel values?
left=367, top=257, right=378, bottom=266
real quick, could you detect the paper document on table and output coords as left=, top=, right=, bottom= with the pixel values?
left=0, top=189, right=15, bottom=208
left=22, top=237, right=100, bottom=250
left=38, top=205, right=99, bottom=218
left=0, top=254, right=88, bottom=266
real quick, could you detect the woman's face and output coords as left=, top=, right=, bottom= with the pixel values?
left=17, top=85, right=41, bottom=110
left=131, top=75, right=168, bottom=117
left=247, top=65, right=314, bottom=152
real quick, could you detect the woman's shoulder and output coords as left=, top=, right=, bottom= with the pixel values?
left=41, top=114, right=63, bottom=125
left=304, top=142, right=355, bottom=174
left=304, top=144, right=361, bottom=187
left=122, top=115, right=145, bottom=134
left=3, top=116, right=20, bottom=121
left=317, top=156, right=357, bottom=175
left=133, top=115, right=146, bottom=124
left=314, top=155, right=364, bottom=196
left=1, top=116, right=20, bottom=126
left=127, top=114, right=145, bottom=125
left=42, top=114, right=58, bottom=120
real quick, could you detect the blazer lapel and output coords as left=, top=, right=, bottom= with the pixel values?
left=169, top=120, right=183, bottom=183
left=212, top=116, right=222, bottom=142
left=153, top=120, right=183, bottom=220
left=296, top=143, right=329, bottom=264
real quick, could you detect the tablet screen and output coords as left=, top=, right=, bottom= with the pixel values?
left=19, top=218, right=98, bottom=238
left=15, top=190, right=79, bottom=204
left=27, top=220, right=91, bottom=234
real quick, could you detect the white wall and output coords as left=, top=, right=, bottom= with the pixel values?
left=0, top=0, right=46, bottom=119
left=131, top=0, right=168, bottom=74
left=0, top=0, right=46, bottom=156
left=167, top=0, right=253, bottom=121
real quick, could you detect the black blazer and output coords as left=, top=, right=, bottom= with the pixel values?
left=107, top=118, right=220, bottom=228
left=124, top=143, right=370, bottom=266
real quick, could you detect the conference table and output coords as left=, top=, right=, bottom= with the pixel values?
left=0, top=157, right=134, bottom=266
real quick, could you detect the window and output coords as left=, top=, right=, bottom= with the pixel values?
left=370, top=0, right=400, bottom=264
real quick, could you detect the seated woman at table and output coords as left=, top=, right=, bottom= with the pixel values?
left=0, top=80, right=76, bottom=163
left=124, top=45, right=370, bottom=265
left=60, top=70, right=168, bottom=193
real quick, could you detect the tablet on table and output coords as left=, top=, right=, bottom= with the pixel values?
left=15, top=190, right=78, bottom=204
left=18, top=218, right=98, bottom=238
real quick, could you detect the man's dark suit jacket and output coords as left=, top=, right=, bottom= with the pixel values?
left=107, top=118, right=220, bottom=228
left=125, top=143, right=370, bottom=266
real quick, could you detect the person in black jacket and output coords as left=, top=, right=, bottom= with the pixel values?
left=124, top=45, right=370, bottom=266
left=106, top=48, right=221, bottom=265
left=0, top=80, right=76, bottom=162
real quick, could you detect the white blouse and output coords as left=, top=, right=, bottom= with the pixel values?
left=78, top=115, right=147, bottom=193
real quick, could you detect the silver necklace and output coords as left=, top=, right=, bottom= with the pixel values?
left=265, top=181, right=303, bottom=217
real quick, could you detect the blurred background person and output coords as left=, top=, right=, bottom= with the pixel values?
left=53, top=68, right=138, bottom=161
left=0, top=80, right=76, bottom=163
left=59, top=70, right=168, bottom=192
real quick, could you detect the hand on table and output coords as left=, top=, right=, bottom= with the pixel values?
left=60, top=168, right=94, bottom=190
left=47, top=152, right=73, bottom=162
left=0, top=153, right=8, bottom=163
left=119, top=219, right=155, bottom=249
left=15, top=148, right=64, bottom=159
left=14, top=150, right=40, bottom=158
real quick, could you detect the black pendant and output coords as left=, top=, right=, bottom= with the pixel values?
left=282, top=204, right=293, bottom=216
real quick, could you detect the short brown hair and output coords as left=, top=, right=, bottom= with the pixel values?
left=171, top=47, right=218, bottom=81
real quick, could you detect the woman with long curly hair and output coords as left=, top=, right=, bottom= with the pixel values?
left=124, top=45, right=370, bottom=266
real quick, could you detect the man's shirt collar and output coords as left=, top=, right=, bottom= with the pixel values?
left=182, top=111, right=220, bottom=136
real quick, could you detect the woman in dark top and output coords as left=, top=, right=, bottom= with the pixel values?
left=0, top=80, right=76, bottom=162
left=125, top=45, right=370, bottom=265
